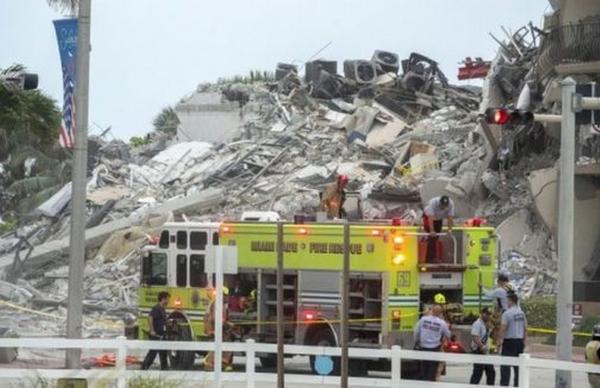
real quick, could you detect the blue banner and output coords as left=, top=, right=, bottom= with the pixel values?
left=53, top=18, right=78, bottom=148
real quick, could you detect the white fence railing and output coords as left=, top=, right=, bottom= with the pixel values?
left=0, top=337, right=598, bottom=388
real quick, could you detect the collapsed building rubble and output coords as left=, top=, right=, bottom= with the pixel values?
left=2, top=2, right=600, bottom=336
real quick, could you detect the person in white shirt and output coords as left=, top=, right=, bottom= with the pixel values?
left=422, top=195, right=455, bottom=262
left=469, top=308, right=495, bottom=385
left=414, top=304, right=451, bottom=381
left=499, top=292, right=527, bottom=386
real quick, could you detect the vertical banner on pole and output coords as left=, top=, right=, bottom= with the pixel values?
left=53, top=18, right=78, bottom=149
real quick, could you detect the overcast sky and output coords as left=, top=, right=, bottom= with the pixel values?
left=1, top=0, right=549, bottom=140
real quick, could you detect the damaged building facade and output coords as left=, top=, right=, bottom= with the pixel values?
left=0, top=0, right=599, bottom=337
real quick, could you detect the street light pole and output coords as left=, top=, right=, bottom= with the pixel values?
left=276, top=221, right=285, bottom=388
left=65, top=0, right=91, bottom=368
left=340, top=221, right=350, bottom=388
left=555, top=77, right=576, bottom=388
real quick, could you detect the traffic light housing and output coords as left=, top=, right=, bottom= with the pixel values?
left=484, top=108, right=534, bottom=127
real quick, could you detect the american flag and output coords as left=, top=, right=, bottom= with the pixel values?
left=53, top=18, right=78, bottom=149
left=59, top=71, right=75, bottom=148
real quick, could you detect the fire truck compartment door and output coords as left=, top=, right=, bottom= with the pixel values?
left=419, top=272, right=462, bottom=289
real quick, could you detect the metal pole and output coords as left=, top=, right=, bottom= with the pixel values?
left=214, top=247, right=224, bottom=388
left=340, top=221, right=350, bottom=388
left=65, top=0, right=91, bottom=369
left=555, top=77, right=576, bottom=388
left=276, top=221, right=284, bottom=388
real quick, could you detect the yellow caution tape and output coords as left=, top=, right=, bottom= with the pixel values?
left=0, top=300, right=62, bottom=319
left=528, top=326, right=591, bottom=338
left=4, top=299, right=589, bottom=338
left=0, top=300, right=124, bottom=330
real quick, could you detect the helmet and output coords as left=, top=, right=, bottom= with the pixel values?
left=440, top=195, right=450, bottom=206
left=337, top=174, right=349, bottom=185
left=434, top=293, right=446, bottom=304
left=593, top=324, right=600, bottom=340
left=210, top=286, right=230, bottom=301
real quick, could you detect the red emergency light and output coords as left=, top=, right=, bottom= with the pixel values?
left=174, top=297, right=182, bottom=309
left=486, top=108, right=511, bottom=125
left=303, top=310, right=317, bottom=321
left=391, top=218, right=403, bottom=226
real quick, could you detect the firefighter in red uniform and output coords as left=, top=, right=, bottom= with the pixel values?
left=321, top=174, right=349, bottom=219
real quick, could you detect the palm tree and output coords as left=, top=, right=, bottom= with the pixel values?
left=0, top=65, right=69, bottom=214
left=153, top=106, right=180, bottom=135
left=46, top=0, right=78, bottom=14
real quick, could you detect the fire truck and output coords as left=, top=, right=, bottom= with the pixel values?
left=129, top=217, right=498, bottom=375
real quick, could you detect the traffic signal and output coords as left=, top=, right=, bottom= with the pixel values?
left=0, top=71, right=38, bottom=90
left=484, top=108, right=534, bottom=126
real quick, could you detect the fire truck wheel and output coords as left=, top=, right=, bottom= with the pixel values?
left=309, top=331, right=340, bottom=376
left=259, top=355, right=277, bottom=369
left=167, top=321, right=195, bottom=370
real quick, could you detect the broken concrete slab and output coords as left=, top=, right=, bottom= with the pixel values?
left=527, top=167, right=558, bottom=234
left=87, top=185, right=130, bottom=205
left=0, top=187, right=223, bottom=278
left=366, top=116, right=407, bottom=148
left=342, top=105, right=379, bottom=143
left=36, top=182, right=72, bottom=218
left=496, top=209, right=532, bottom=251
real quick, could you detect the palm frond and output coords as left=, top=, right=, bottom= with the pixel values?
left=8, top=176, right=60, bottom=198
left=17, top=184, right=63, bottom=214
left=0, top=64, right=25, bottom=76
left=46, top=0, right=78, bottom=14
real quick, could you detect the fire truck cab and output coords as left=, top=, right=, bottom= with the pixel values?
left=132, top=218, right=498, bottom=374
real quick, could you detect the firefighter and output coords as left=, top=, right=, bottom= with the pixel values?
left=321, top=174, right=349, bottom=219
left=498, top=292, right=527, bottom=386
left=203, top=287, right=234, bottom=371
left=482, top=272, right=515, bottom=347
left=433, top=292, right=451, bottom=381
left=483, top=272, right=515, bottom=313
left=422, top=195, right=455, bottom=262
left=585, top=324, right=600, bottom=388
left=414, top=304, right=451, bottom=381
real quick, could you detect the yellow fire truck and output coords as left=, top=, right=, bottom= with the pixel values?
left=129, top=217, right=498, bottom=374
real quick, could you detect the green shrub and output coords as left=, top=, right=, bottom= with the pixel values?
left=574, top=315, right=600, bottom=347
left=127, top=376, right=192, bottom=388
left=130, top=136, right=150, bottom=148
left=0, top=216, right=17, bottom=233
left=521, top=296, right=556, bottom=331
left=522, top=296, right=598, bottom=346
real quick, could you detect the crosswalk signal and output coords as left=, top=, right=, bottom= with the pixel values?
left=484, top=108, right=534, bottom=126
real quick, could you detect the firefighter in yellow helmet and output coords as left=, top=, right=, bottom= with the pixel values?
left=433, top=292, right=450, bottom=381
left=434, top=293, right=446, bottom=305
left=203, top=287, right=234, bottom=371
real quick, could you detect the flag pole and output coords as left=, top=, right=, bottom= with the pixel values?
left=65, top=0, right=91, bottom=368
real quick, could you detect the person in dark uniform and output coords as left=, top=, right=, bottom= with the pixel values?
left=141, top=291, right=170, bottom=370
left=498, top=292, right=527, bottom=386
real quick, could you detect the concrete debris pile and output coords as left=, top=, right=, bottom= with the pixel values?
left=3, top=16, right=600, bottom=335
